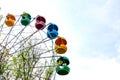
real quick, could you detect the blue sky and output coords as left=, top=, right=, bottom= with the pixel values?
left=1, top=0, right=120, bottom=80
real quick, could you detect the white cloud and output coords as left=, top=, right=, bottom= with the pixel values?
left=56, top=54, right=120, bottom=80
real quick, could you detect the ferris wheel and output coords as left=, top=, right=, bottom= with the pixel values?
left=0, top=12, right=70, bottom=80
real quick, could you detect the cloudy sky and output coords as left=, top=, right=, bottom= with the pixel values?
left=1, top=0, right=120, bottom=80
